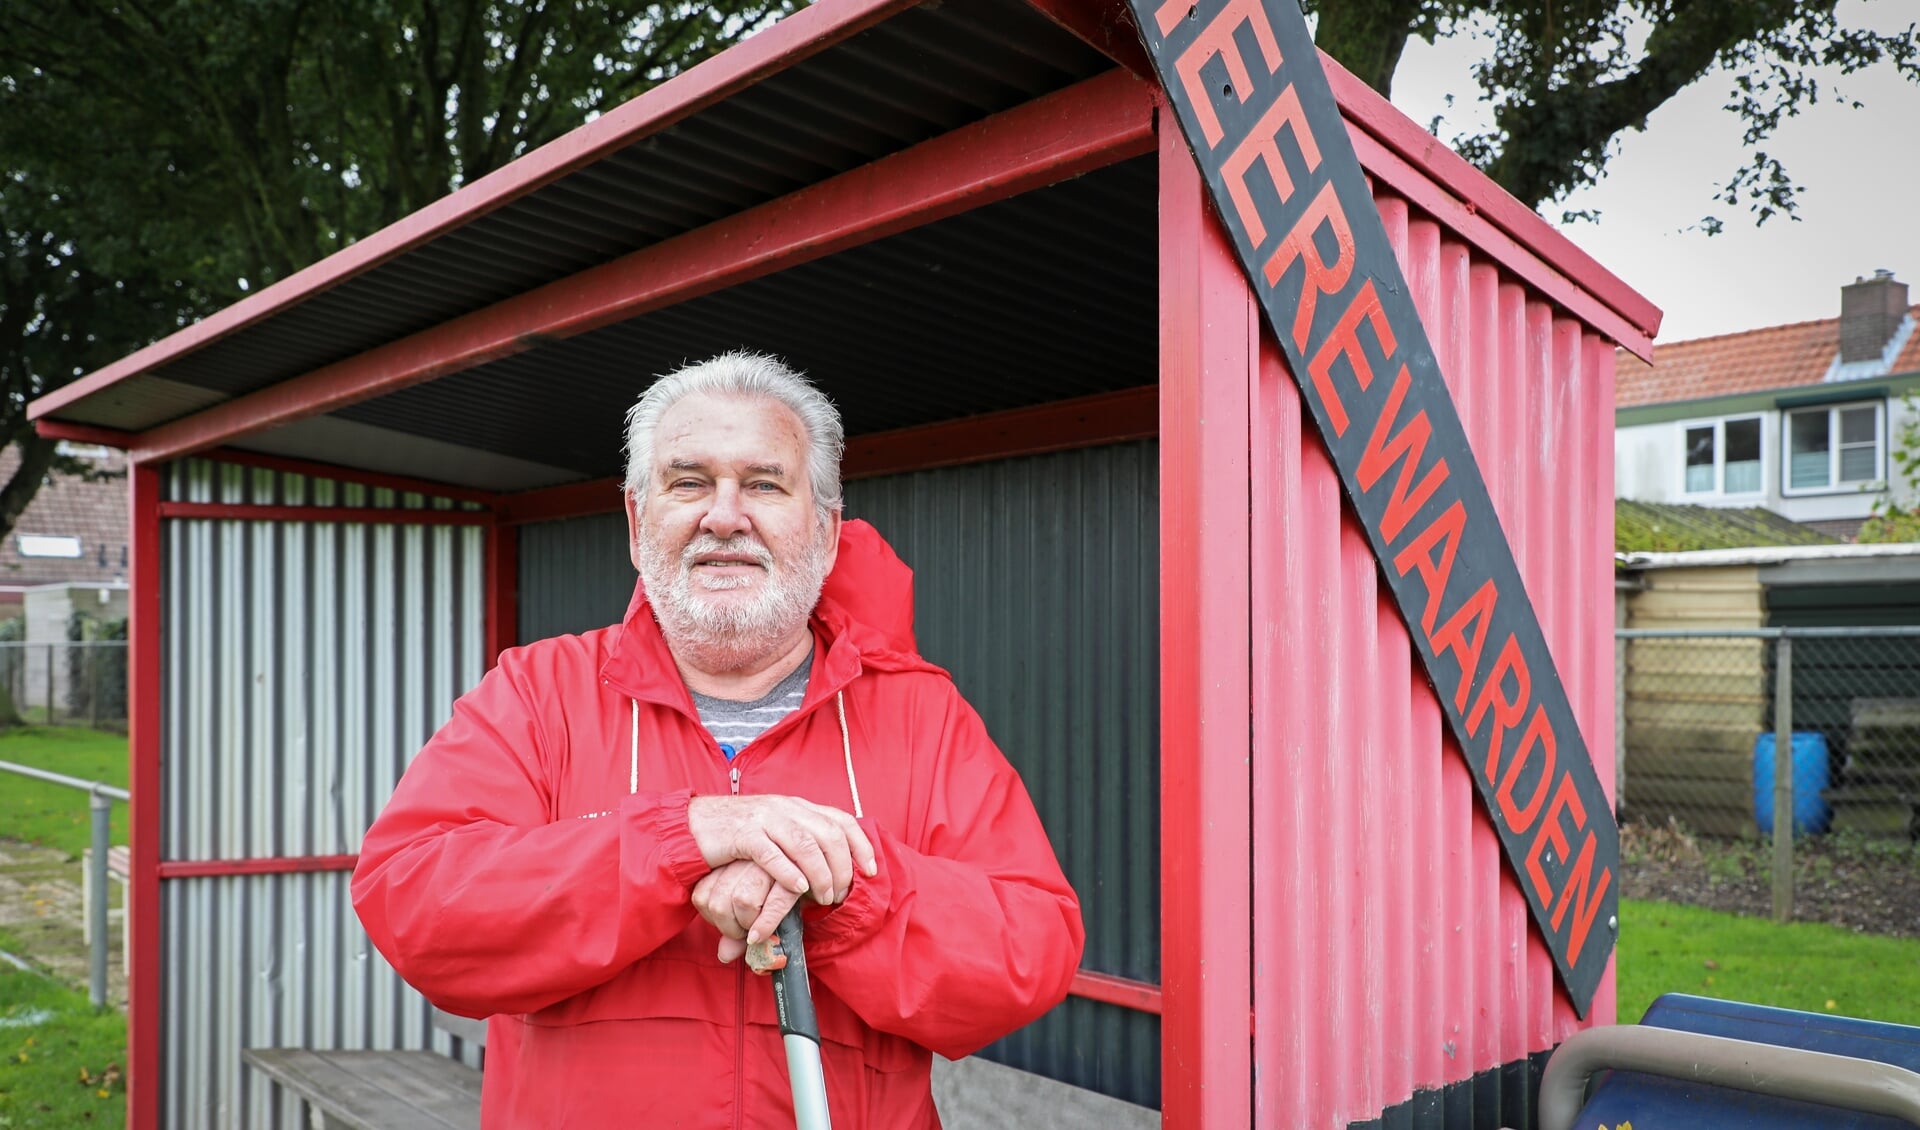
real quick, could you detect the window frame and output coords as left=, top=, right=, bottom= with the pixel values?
left=1780, top=400, right=1885, bottom=497
left=1677, top=414, right=1766, bottom=499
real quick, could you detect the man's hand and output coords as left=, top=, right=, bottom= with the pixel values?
left=686, top=794, right=876, bottom=931
left=691, top=860, right=791, bottom=964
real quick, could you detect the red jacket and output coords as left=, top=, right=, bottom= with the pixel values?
left=351, top=522, right=1085, bottom=1128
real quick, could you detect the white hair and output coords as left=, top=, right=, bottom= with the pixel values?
left=622, top=351, right=844, bottom=518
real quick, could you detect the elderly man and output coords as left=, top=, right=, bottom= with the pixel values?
left=352, top=352, right=1084, bottom=1128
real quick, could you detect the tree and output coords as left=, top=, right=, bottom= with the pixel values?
left=1310, top=0, right=1920, bottom=228
left=0, top=0, right=798, bottom=540
left=1859, top=393, right=1920, bottom=543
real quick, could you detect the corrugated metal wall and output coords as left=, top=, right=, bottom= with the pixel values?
left=1249, top=193, right=1617, bottom=1128
left=845, top=443, right=1161, bottom=1108
left=517, top=513, right=636, bottom=641
left=160, top=459, right=487, bottom=1129
left=516, top=443, right=1163, bottom=1107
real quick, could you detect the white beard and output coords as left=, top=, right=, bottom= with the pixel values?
left=636, top=524, right=831, bottom=671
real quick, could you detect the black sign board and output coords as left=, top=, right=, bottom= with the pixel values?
left=1132, top=0, right=1619, bottom=1014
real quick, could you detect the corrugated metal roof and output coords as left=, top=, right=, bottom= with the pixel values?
left=61, top=0, right=1110, bottom=427
left=319, top=154, right=1157, bottom=481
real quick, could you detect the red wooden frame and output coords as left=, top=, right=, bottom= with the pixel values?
left=188, top=447, right=500, bottom=505
left=1157, top=99, right=1254, bottom=1129
left=1026, top=0, right=1151, bottom=77
left=27, top=0, right=922, bottom=426
left=487, top=523, right=519, bottom=666
left=155, top=501, right=493, bottom=526
left=148, top=847, right=1166, bottom=1016
left=843, top=386, right=1158, bottom=479
left=33, top=418, right=500, bottom=505
left=495, top=477, right=626, bottom=525
left=119, top=70, right=1155, bottom=465
left=495, top=386, right=1163, bottom=525
left=157, top=855, right=359, bottom=879
left=1071, top=970, right=1164, bottom=1016
left=126, top=466, right=162, bottom=1130
left=27, top=420, right=134, bottom=449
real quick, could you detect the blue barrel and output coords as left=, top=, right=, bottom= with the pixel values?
left=1752, top=731, right=1832, bottom=837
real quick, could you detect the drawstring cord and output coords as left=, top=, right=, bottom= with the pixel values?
left=629, top=690, right=862, bottom=819
left=836, top=691, right=862, bottom=819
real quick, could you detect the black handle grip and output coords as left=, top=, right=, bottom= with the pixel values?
left=770, top=907, right=819, bottom=1043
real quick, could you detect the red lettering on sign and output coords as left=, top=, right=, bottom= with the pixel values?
left=1496, top=705, right=1555, bottom=834
left=1552, top=824, right=1612, bottom=967
left=1223, top=84, right=1320, bottom=243
left=1529, top=773, right=1584, bottom=905
left=1431, top=578, right=1497, bottom=710
left=1305, top=278, right=1390, bottom=436
left=1167, top=0, right=1283, bottom=148
left=1263, top=180, right=1354, bottom=350
left=1357, top=365, right=1449, bottom=542
left=1393, top=501, right=1465, bottom=635
left=1466, top=635, right=1528, bottom=758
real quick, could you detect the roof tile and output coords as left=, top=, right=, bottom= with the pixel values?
left=1617, top=303, right=1920, bottom=407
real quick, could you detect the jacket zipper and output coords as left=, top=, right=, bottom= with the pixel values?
left=732, top=762, right=745, bottom=1130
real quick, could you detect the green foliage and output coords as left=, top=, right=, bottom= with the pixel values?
left=0, top=0, right=801, bottom=540
left=1860, top=392, right=1920, bottom=543
left=0, top=929, right=126, bottom=1130
left=1307, top=1, right=1920, bottom=224
left=1617, top=897, right=1920, bottom=1027
left=62, top=614, right=126, bottom=724
left=0, top=728, right=130, bottom=857
left=1615, top=499, right=1838, bottom=555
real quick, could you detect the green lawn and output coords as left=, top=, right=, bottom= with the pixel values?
left=1617, top=897, right=1920, bottom=1027
left=0, top=930, right=125, bottom=1129
left=0, top=728, right=129, bottom=859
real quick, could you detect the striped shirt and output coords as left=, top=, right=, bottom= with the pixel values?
left=691, top=652, right=813, bottom=760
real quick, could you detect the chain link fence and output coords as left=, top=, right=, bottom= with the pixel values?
left=1619, top=626, right=1920, bottom=916
left=0, top=640, right=130, bottom=729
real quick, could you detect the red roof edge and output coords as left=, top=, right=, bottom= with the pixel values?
left=1028, top=0, right=1662, bottom=350
left=1317, top=53, right=1663, bottom=344
left=28, top=0, right=917, bottom=424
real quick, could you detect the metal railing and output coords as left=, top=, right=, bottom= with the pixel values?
left=0, top=640, right=129, bottom=728
left=0, top=759, right=129, bottom=1008
left=1617, top=626, right=1920, bottom=920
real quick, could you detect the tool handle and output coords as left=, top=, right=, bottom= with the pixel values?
left=770, top=908, right=831, bottom=1129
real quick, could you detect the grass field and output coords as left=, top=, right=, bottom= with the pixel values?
left=1617, top=897, right=1920, bottom=1027
left=0, top=729, right=129, bottom=859
left=0, top=930, right=126, bottom=1129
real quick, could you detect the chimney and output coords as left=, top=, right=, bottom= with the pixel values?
left=1839, top=269, right=1909, bottom=363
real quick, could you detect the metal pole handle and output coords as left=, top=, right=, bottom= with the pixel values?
left=770, top=908, right=832, bottom=1130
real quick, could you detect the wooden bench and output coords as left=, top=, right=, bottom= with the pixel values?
left=245, top=1009, right=485, bottom=1130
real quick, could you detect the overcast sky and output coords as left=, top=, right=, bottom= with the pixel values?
left=1386, top=1, right=1920, bottom=344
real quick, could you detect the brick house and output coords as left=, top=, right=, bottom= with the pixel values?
left=0, top=442, right=130, bottom=615
left=1615, top=270, right=1920, bottom=540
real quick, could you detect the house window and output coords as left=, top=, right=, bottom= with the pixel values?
left=17, top=534, right=83, bottom=558
left=1784, top=402, right=1881, bottom=493
left=1681, top=416, right=1763, bottom=495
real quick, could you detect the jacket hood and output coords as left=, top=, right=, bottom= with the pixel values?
left=602, top=519, right=942, bottom=704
